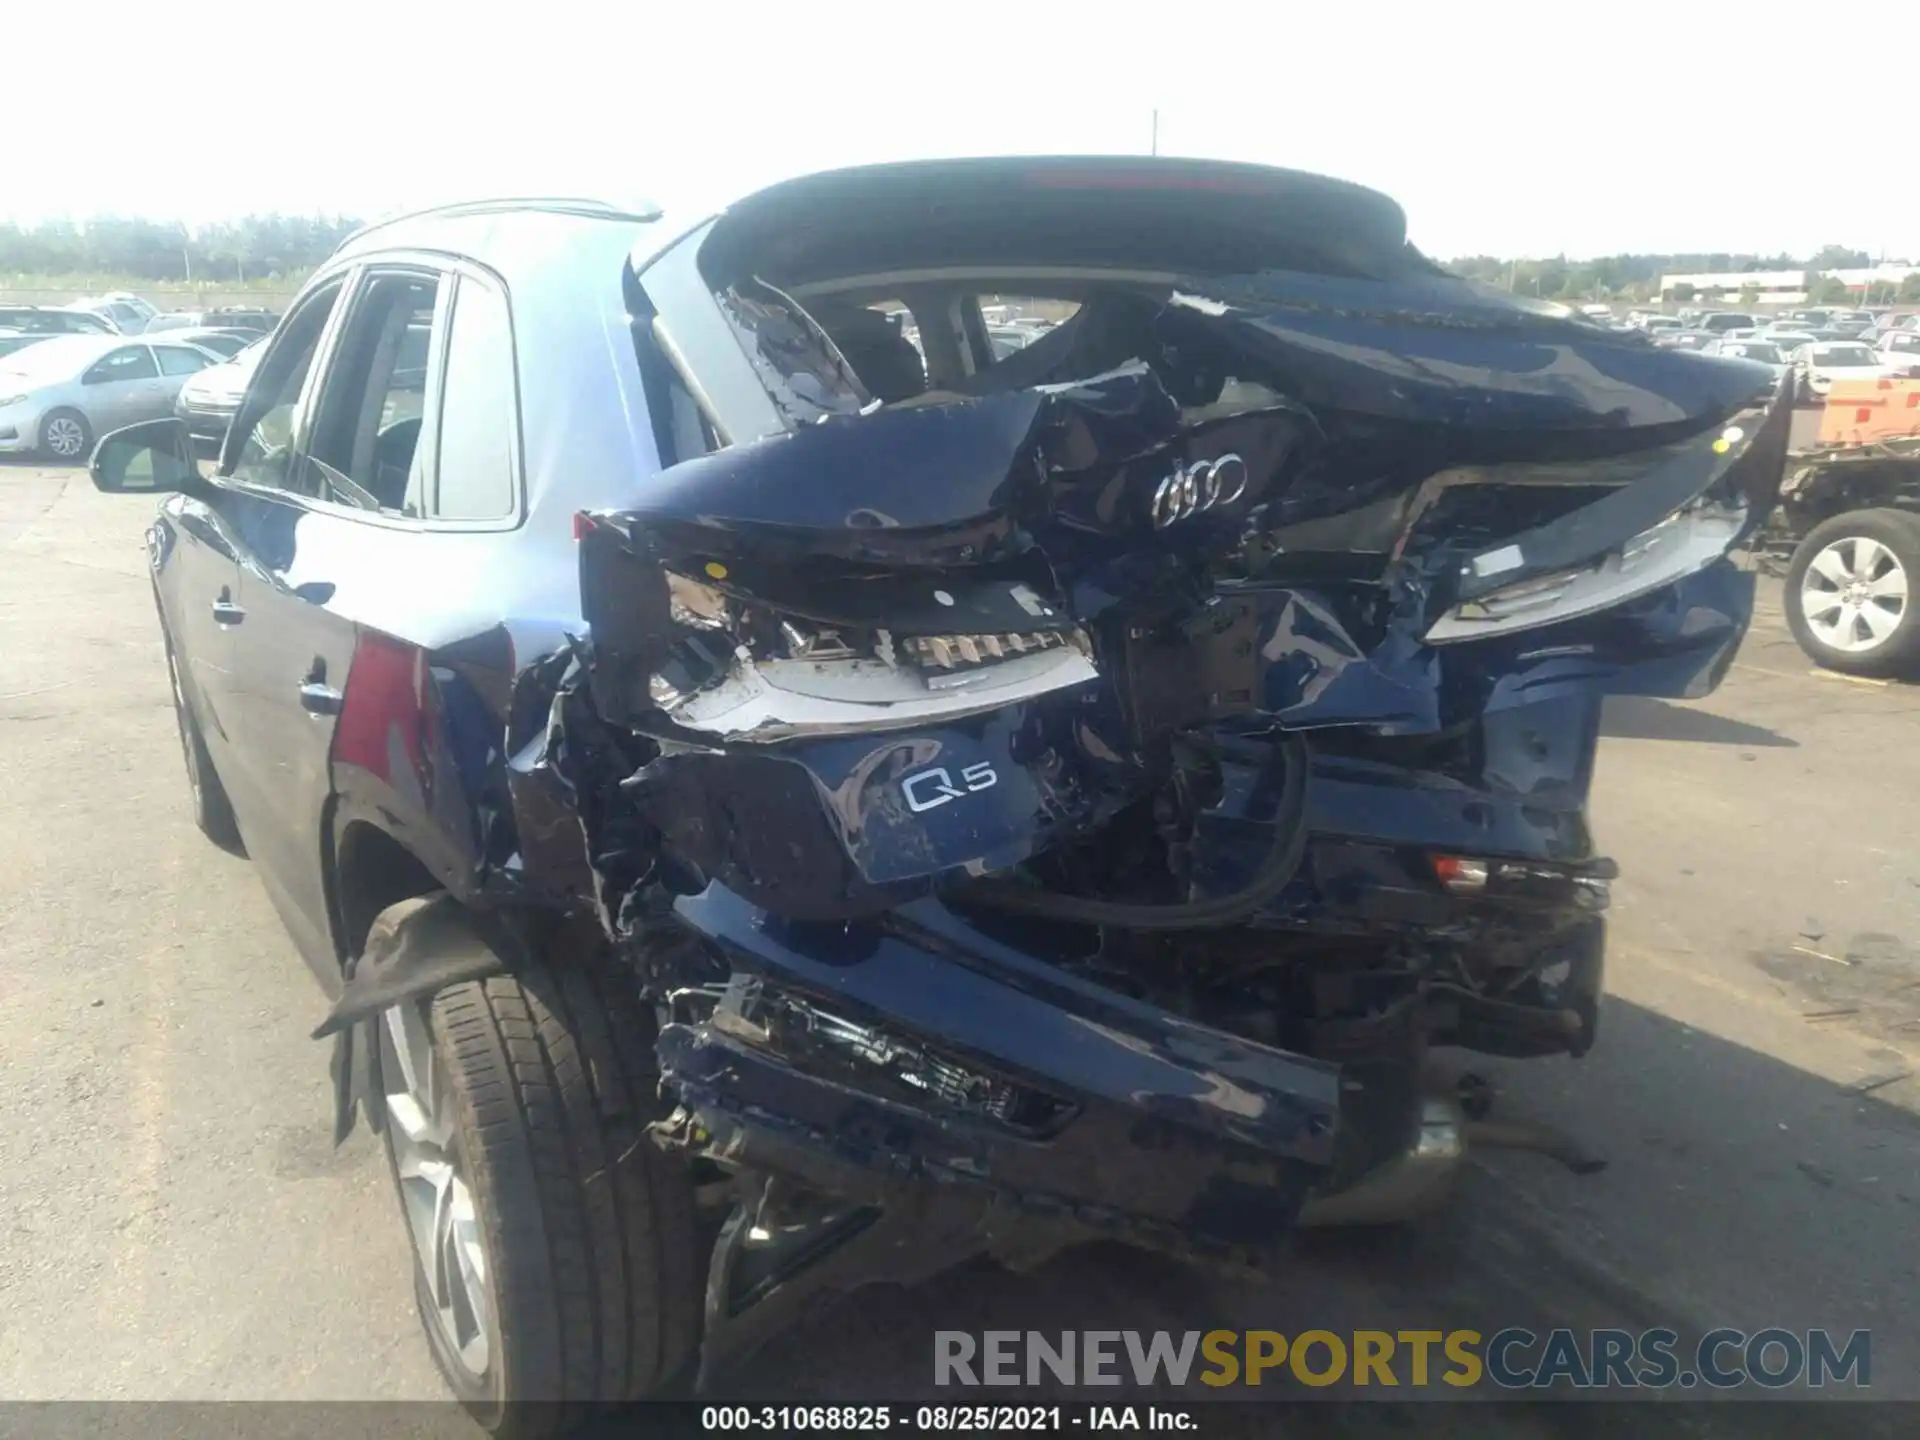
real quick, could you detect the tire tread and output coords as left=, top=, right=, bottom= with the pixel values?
left=419, top=954, right=699, bottom=1438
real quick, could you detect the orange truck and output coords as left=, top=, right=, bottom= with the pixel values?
left=1817, top=376, right=1920, bottom=447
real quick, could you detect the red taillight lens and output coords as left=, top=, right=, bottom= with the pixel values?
left=1431, top=855, right=1490, bottom=891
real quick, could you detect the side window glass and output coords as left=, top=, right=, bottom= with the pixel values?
left=431, top=277, right=518, bottom=521
left=82, top=347, right=159, bottom=384
left=156, top=347, right=209, bottom=377
left=228, top=280, right=344, bottom=495
left=306, top=272, right=444, bottom=514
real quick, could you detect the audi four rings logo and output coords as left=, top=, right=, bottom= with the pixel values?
left=1152, top=453, right=1248, bottom=528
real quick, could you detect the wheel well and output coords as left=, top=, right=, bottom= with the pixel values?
left=333, top=821, right=444, bottom=966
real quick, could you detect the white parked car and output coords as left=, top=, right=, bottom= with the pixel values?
left=1873, top=330, right=1920, bottom=377
left=1789, top=341, right=1910, bottom=402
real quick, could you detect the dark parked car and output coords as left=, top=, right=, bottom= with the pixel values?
left=88, top=161, right=1790, bottom=1433
left=156, top=326, right=260, bottom=359
left=143, top=306, right=278, bottom=337
left=0, top=304, right=115, bottom=336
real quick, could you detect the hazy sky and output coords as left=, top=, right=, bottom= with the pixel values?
left=11, top=1, right=1913, bottom=261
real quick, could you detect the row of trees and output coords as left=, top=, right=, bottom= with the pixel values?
left=1444, top=246, right=1920, bottom=305
left=5, top=216, right=1916, bottom=306
left=0, top=215, right=367, bottom=283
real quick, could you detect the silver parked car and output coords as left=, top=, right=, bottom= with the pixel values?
left=69, top=296, right=156, bottom=335
left=173, top=334, right=268, bottom=453
left=0, top=334, right=222, bottom=461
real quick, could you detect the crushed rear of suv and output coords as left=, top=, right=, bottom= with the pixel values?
left=86, top=159, right=1789, bottom=1434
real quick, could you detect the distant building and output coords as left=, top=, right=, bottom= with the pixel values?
left=1656, top=270, right=1808, bottom=305
left=1827, top=264, right=1920, bottom=295
left=1656, top=263, right=1920, bottom=305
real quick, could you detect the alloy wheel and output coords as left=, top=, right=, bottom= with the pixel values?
left=44, top=415, right=86, bottom=459
left=1800, top=535, right=1909, bottom=654
left=379, top=1000, right=496, bottom=1380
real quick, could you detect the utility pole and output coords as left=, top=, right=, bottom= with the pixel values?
left=183, top=247, right=191, bottom=283
left=1150, top=109, right=1159, bottom=156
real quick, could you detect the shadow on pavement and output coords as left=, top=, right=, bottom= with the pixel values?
left=1601, top=695, right=1798, bottom=747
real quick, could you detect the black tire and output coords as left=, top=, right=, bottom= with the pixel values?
left=162, top=636, right=244, bottom=854
left=1784, top=508, right=1920, bottom=676
left=382, top=957, right=702, bottom=1438
left=38, top=407, right=92, bottom=463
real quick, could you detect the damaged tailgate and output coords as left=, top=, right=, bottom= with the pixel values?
left=526, top=158, right=1797, bottom=1298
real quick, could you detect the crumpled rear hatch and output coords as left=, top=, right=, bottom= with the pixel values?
left=563, top=157, right=1789, bottom=913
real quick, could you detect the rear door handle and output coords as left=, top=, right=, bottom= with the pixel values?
left=212, top=597, right=246, bottom=625
left=299, top=681, right=343, bottom=716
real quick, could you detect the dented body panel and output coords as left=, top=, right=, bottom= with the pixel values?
left=537, top=161, right=1791, bottom=1348
left=130, top=163, right=1795, bottom=1376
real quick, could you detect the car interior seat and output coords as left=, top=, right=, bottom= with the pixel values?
left=811, top=304, right=927, bottom=404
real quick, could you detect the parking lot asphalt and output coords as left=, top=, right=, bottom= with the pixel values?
left=2, top=452, right=1916, bottom=1425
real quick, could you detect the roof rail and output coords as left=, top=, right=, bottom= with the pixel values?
left=333, top=196, right=664, bottom=254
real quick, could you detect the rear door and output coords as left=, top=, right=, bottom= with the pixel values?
left=149, top=344, right=215, bottom=418
left=79, top=345, right=165, bottom=430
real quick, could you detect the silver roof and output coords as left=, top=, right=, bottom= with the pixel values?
left=294, top=198, right=700, bottom=635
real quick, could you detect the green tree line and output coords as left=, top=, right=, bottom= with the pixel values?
left=5, top=214, right=1917, bottom=306
left=1445, top=245, right=1920, bottom=305
left=0, top=214, right=366, bottom=283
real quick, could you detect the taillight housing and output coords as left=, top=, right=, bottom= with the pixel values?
left=1430, top=853, right=1615, bottom=911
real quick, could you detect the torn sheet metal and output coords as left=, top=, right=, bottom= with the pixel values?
left=538, top=159, right=1803, bottom=1376
left=311, top=894, right=509, bottom=1040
